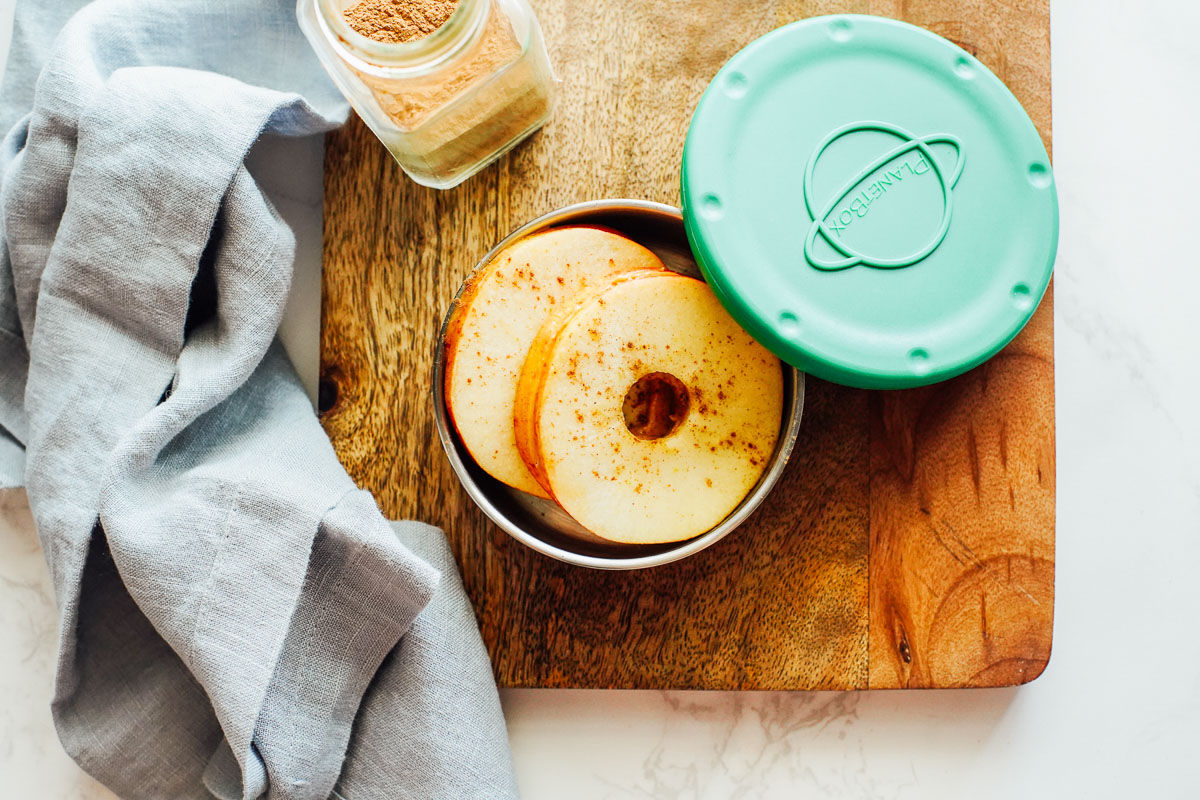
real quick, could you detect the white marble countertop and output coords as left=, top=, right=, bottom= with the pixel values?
left=4, top=1, right=1200, bottom=797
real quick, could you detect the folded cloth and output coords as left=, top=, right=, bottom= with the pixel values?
left=0, top=2, right=518, bottom=798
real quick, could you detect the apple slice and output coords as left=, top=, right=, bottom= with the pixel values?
left=444, top=226, right=667, bottom=498
left=515, top=271, right=784, bottom=544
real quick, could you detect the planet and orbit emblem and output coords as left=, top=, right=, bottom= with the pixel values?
left=803, top=121, right=965, bottom=271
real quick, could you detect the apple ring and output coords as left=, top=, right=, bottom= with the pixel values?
left=444, top=227, right=666, bottom=497
left=514, top=271, right=784, bottom=544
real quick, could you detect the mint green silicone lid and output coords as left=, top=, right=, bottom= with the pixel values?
left=681, top=14, right=1058, bottom=389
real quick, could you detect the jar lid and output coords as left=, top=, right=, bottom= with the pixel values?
left=681, top=15, right=1058, bottom=389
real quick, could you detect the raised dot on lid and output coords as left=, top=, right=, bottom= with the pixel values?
left=700, top=194, right=724, bottom=220
left=724, top=71, right=749, bottom=99
left=1028, top=162, right=1052, bottom=189
left=829, top=18, right=852, bottom=42
left=1011, top=283, right=1034, bottom=311
left=954, top=56, right=975, bottom=79
left=778, top=311, right=800, bottom=337
left=909, top=348, right=931, bottom=374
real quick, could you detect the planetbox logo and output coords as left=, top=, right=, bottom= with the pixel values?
left=803, top=121, right=965, bottom=271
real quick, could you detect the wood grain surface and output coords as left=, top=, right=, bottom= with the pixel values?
left=319, top=0, right=1054, bottom=689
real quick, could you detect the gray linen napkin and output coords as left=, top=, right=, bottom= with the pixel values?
left=0, top=1, right=518, bottom=798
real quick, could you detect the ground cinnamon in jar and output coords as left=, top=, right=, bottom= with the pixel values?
left=300, top=0, right=554, bottom=187
left=345, top=0, right=524, bottom=133
left=344, top=0, right=459, bottom=44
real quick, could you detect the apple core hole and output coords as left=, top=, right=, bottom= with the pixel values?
left=622, top=372, right=690, bottom=440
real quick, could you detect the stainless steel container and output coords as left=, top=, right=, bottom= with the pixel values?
left=433, top=200, right=804, bottom=569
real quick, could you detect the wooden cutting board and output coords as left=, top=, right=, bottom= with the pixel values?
left=319, top=0, right=1054, bottom=689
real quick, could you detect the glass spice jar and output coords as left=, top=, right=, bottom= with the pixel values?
left=298, top=0, right=555, bottom=189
